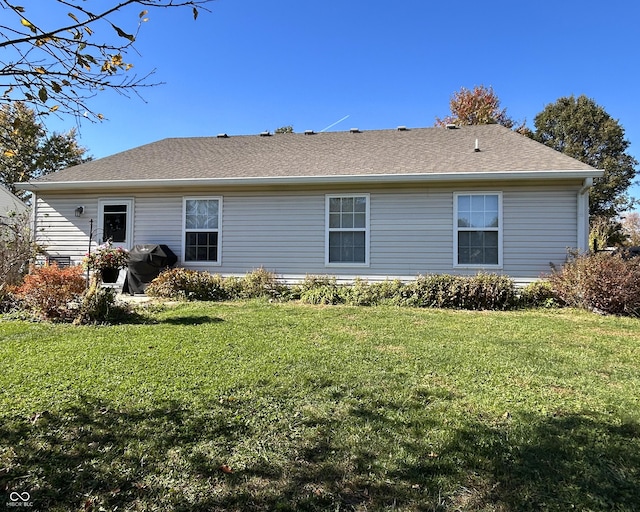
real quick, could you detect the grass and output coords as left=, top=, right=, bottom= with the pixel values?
left=0, top=301, right=639, bottom=511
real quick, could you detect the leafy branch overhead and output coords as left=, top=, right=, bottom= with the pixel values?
left=0, top=0, right=213, bottom=121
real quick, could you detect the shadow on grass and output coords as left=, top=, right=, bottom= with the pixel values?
left=160, top=315, right=224, bottom=326
left=1, top=396, right=638, bottom=511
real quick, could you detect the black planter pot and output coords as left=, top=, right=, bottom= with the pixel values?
left=100, top=267, right=120, bottom=283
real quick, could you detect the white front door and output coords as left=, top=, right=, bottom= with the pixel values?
left=98, top=198, right=134, bottom=249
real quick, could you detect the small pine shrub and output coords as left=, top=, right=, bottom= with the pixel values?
left=549, top=252, right=640, bottom=316
left=16, top=264, right=86, bottom=321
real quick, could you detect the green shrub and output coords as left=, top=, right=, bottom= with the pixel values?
left=467, top=273, right=517, bottom=310
left=294, top=275, right=342, bottom=304
left=342, top=278, right=406, bottom=306
left=343, top=278, right=376, bottom=306
left=401, top=273, right=516, bottom=310
left=369, top=279, right=406, bottom=304
left=237, top=268, right=288, bottom=300
left=74, top=276, right=132, bottom=325
left=146, top=268, right=286, bottom=302
left=300, top=284, right=346, bottom=305
left=146, top=268, right=229, bottom=301
left=519, top=280, right=559, bottom=308
left=145, top=268, right=522, bottom=311
left=16, top=264, right=86, bottom=321
left=549, top=252, right=640, bottom=316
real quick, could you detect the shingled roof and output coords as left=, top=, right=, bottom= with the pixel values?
left=24, top=124, right=599, bottom=189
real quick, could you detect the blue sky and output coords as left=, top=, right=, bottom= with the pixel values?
left=44, top=0, right=640, bottom=203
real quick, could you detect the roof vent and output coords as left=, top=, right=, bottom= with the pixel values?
left=474, top=139, right=481, bottom=152
left=397, top=126, right=409, bottom=131
left=350, top=128, right=361, bottom=133
left=216, top=133, right=229, bottom=138
left=304, top=130, right=315, bottom=135
left=446, top=124, right=458, bottom=130
left=259, top=131, right=271, bottom=137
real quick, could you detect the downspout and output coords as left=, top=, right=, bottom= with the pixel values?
left=31, top=192, right=38, bottom=260
left=577, top=178, right=593, bottom=252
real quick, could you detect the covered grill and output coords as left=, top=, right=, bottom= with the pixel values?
left=122, top=244, right=177, bottom=295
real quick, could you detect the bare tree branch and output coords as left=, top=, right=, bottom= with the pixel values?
left=0, top=0, right=213, bottom=122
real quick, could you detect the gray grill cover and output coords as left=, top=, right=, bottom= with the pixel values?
left=122, top=244, right=177, bottom=295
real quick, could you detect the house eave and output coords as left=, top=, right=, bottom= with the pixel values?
left=16, top=170, right=604, bottom=191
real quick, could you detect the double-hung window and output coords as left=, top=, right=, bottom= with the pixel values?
left=183, top=197, right=221, bottom=264
left=326, top=194, right=369, bottom=266
left=454, top=192, right=502, bottom=267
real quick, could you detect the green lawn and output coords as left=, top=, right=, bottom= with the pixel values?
left=1, top=302, right=639, bottom=511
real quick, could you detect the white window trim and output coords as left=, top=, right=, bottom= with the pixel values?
left=97, top=197, right=134, bottom=250
left=325, top=193, right=370, bottom=267
left=453, top=192, right=503, bottom=269
left=182, top=196, right=222, bottom=266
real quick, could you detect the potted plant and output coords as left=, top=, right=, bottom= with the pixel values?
left=83, top=240, right=129, bottom=283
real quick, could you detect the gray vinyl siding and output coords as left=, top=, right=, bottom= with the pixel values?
left=34, top=182, right=581, bottom=281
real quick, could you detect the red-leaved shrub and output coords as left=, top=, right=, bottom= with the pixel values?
left=549, top=252, right=640, bottom=316
left=16, top=264, right=86, bottom=321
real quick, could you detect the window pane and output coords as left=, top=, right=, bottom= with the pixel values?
left=329, top=196, right=367, bottom=229
left=104, top=204, right=127, bottom=213
left=486, top=214, right=499, bottom=228
left=186, top=199, right=218, bottom=229
left=458, top=215, right=470, bottom=228
left=329, top=231, right=365, bottom=263
left=458, top=230, right=498, bottom=265
left=185, top=216, right=197, bottom=229
left=185, top=230, right=218, bottom=261
left=103, top=213, right=126, bottom=242
left=470, top=212, right=485, bottom=228
left=354, top=213, right=366, bottom=229
left=342, top=197, right=354, bottom=213
left=471, top=195, right=485, bottom=211
left=485, top=195, right=499, bottom=211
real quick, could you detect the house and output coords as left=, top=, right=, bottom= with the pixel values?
left=17, top=125, right=603, bottom=285
left=0, top=184, right=27, bottom=217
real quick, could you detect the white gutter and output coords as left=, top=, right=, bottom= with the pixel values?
left=16, top=169, right=605, bottom=191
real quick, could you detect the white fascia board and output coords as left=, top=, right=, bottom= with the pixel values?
left=16, top=169, right=605, bottom=191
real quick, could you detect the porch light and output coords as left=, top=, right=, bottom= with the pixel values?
left=75, top=206, right=84, bottom=217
